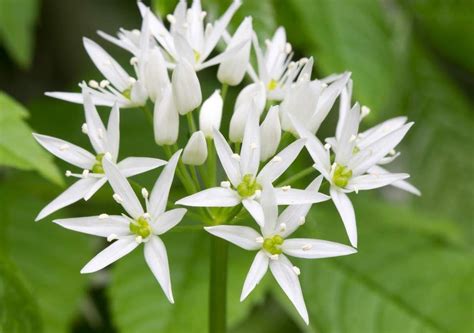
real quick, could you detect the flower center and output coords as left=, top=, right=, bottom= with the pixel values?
left=267, top=79, right=278, bottom=91
left=129, top=216, right=152, bottom=238
left=236, top=174, right=262, bottom=198
left=122, top=88, right=132, bottom=100
left=263, top=235, right=284, bottom=255
left=92, top=153, right=105, bottom=174
left=332, top=164, right=352, bottom=188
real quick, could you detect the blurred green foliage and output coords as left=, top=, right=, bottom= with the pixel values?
left=0, top=0, right=473, bottom=332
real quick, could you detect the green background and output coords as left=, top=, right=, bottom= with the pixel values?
left=0, top=0, right=473, bottom=332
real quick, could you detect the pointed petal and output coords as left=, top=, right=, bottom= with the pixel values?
left=347, top=173, right=409, bottom=191
left=176, top=187, right=240, bottom=207
left=270, top=255, right=309, bottom=324
left=282, top=238, right=356, bottom=259
left=240, top=110, right=260, bottom=177
left=144, top=236, right=174, bottom=303
left=213, top=129, right=241, bottom=186
left=117, top=157, right=167, bottom=177
left=242, top=198, right=265, bottom=227
left=33, top=134, right=95, bottom=169
left=102, top=158, right=144, bottom=219
left=330, top=187, right=357, bottom=247
left=145, top=150, right=178, bottom=217
left=151, top=208, right=187, bottom=234
left=358, top=116, right=407, bottom=149
left=82, top=89, right=108, bottom=154
left=368, top=165, right=421, bottom=196
left=241, top=250, right=269, bottom=301
left=83, top=176, right=107, bottom=201
left=81, top=237, right=139, bottom=273
left=83, top=37, right=130, bottom=91
left=257, top=139, right=305, bottom=183
left=275, top=188, right=329, bottom=205
left=260, top=185, right=279, bottom=236
left=204, top=225, right=261, bottom=250
left=335, top=103, right=360, bottom=166
left=107, top=103, right=120, bottom=160
left=53, top=215, right=130, bottom=237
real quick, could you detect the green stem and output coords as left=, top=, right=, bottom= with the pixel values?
left=207, top=138, right=217, bottom=187
left=276, top=166, right=316, bottom=187
left=186, top=111, right=198, bottom=133
left=221, top=83, right=229, bottom=102
left=209, top=235, right=228, bottom=333
left=141, top=105, right=154, bottom=127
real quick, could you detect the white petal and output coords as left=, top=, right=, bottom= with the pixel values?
left=154, top=85, right=180, bottom=145
left=257, top=139, right=305, bottom=183
left=242, top=198, right=265, bottom=227
left=275, top=188, right=329, bottom=205
left=330, top=186, right=357, bottom=248
left=83, top=177, right=107, bottom=201
left=35, top=177, right=98, bottom=221
left=270, top=254, right=309, bottom=325
left=176, top=187, right=240, bottom=207
left=102, top=158, right=144, bottom=219
left=45, top=92, right=116, bottom=107
left=144, top=236, right=174, bottom=303
left=347, top=173, right=409, bottom=191
left=151, top=208, right=187, bottom=235
left=278, top=175, right=324, bottom=238
left=368, top=165, right=420, bottom=196
left=358, top=116, right=407, bottom=149
left=107, top=103, right=120, bottom=160
left=82, top=88, right=109, bottom=154
left=149, top=150, right=181, bottom=217
left=240, top=110, right=260, bottom=177
left=182, top=131, right=208, bottom=165
left=172, top=32, right=195, bottom=64
left=53, top=215, right=130, bottom=237
left=204, top=225, right=261, bottom=250
left=117, top=157, right=167, bottom=177
left=241, top=250, right=269, bottom=301
left=260, top=185, right=279, bottom=237
left=83, top=38, right=130, bottom=91
left=259, top=105, right=282, bottom=162
left=199, top=90, right=223, bottom=138
left=282, top=238, right=356, bottom=259
left=335, top=103, right=360, bottom=166
left=213, top=129, right=241, bottom=187
left=33, top=134, right=95, bottom=169
left=172, top=59, right=202, bottom=115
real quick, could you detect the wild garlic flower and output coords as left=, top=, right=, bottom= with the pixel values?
left=205, top=183, right=356, bottom=324
left=33, top=89, right=166, bottom=221
left=54, top=151, right=185, bottom=303
left=177, top=111, right=329, bottom=226
left=292, top=104, right=413, bottom=247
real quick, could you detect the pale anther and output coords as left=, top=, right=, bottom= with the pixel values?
left=298, top=216, right=306, bottom=225
left=88, top=80, right=99, bottom=89
left=282, top=185, right=291, bottom=192
left=128, top=77, right=136, bottom=84
left=321, top=82, right=328, bottom=88
left=285, top=42, right=292, bottom=54
left=273, top=155, right=282, bottom=163
left=324, top=143, right=331, bottom=150
left=255, top=236, right=264, bottom=244
left=81, top=123, right=88, bottom=134
left=231, top=153, right=240, bottom=161
left=361, top=105, right=371, bottom=118
left=220, top=181, right=231, bottom=188
left=98, top=128, right=104, bottom=139
left=279, top=223, right=287, bottom=232
left=292, top=266, right=301, bottom=275
left=113, top=193, right=123, bottom=203
left=135, top=236, right=143, bottom=244
left=100, top=80, right=110, bottom=88
left=166, top=14, right=176, bottom=24
left=270, top=254, right=279, bottom=260
left=141, top=188, right=149, bottom=199
left=349, top=135, right=357, bottom=143
left=302, top=244, right=312, bottom=251
left=99, top=213, right=109, bottom=219
left=143, top=213, right=151, bottom=219
left=59, top=144, right=69, bottom=151
left=389, top=149, right=396, bottom=156
left=130, top=57, right=138, bottom=66
left=65, top=170, right=72, bottom=177
left=82, top=169, right=90, bottom=177
left=107, top=234, right=117, bottom=242
left=254, top=189, right=262, bottom=199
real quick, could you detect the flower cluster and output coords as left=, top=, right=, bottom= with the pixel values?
left=34, top=0, right=418, bottom=324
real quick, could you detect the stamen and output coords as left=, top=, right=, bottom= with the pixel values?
left=324, top=143, right=331, bottom=150
left=65, top=170, right=72, bottom=177
left=141, top=188, right=149, bottom=199
left=254, top=189, right=262, bottom=199
left=298, top=216, right=306, bottom=225
left=220, top=181, right=231, bottom=188
left=299, top=57, right=308, bottom=65
left=128, top=77, right=136, bottom=84
left=88, top=80, right=99, bottom=89
left=113, top=193, right=123, bottom=203
left=82, top=169, right=90, bottom=177
left=100, top=80, right=110, bottom=88
left=104, top=152, right=112, bottom=160
left=389, top=149, right=396, bottom=156
left=231, top=153, right=240, bottom=161
left=349, top=135, right=357, bottom=143
left=361, top=105, right=371, bottom=118
left=201, top=11, right=207, bottom=19
left=132, top=29, right=140, bottom=35
left=130, top=57, right=138, bottom=66
left=279, top=223, right=287, bottom=232
left=282, top=185, right=291, bottom=192
left=99, top=213, right=109, bottom=219
left=302, top=244, right=312, bottom=251
left=292, top=266, right=301, bottom=275
left=59, top=144, right=69, bottom=151
left=354, top=186, right=359, bottom=194
left=143, top=212, right=151, bottom=219
left=255, top=236, right=264, bottom=244
left=321, top=82, right=328, bottom=88
left=98, top=128, right=104, bottom=139
left=166, top=14, right=176, bottom=24
left=107, top=234, right=117, bottom=242
left=285, top=42, right=292, bottom=54
left=81, top=123, right=88, bottom=134
left=135, top=235, right=143, bottom=244
left=270, top=254, right=279, bottom=260
left=272, top=155, right=282, bottom=163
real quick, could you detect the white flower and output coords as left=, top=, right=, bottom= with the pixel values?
left=33, top=89, right=166, bottom=221
left=292, top=104, right=414, bottom=247
left=182, top=131, right=208, bottom=165
left=53, top=151, right=186, bottom=303
left=177, top=111, right=329, bottom=226
left=260, top=105, right=281, bottom=161
left=199, top=90, right=223, bottom=138
left=218, top=16, right=253, bottom=86
left=280, top=70, right=351, bottom=134
left=172, top=59, right=202, bottom=115
left=248, top=27, right=312, bottom=101
left=205, top=184, right=356, bottom=324
left=138, top=0, right=244, bottom=71
left=154, top=85, right=180, bottom=145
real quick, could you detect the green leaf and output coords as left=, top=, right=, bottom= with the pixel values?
left=272, top=197, right=474, bottom=333
left=0, top=257, right=42, bottom=333
left=0, top=92, right=63, bottom=186
left=0, top=176, right=95, bottom=333
left=109, top=230, right=268, bottom=332
left=0, top=0, right=39, bottom=68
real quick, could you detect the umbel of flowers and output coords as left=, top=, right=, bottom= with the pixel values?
left=34, top=0, right=419, bottom=329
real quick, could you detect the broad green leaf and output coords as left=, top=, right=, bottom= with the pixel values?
left=0, top=0, right=39, bottom=68
left=109, top=229, right=268, bottom=332
left=272, top=197, right=474, bottom=333
left=0, top=92, right=63, bottom=186
left=0, top=258, right=42, bottom=333
left=0, top=176, right=95, bottom=333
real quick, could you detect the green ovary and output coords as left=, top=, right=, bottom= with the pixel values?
left=267, top=79, right=278, bottom=91
left=193, top=49, right=201, bottom=63
left=332, top=164, right=352, bottom=188
left=263, top=235, right=284, bottom=255
left=122, top=88, right=132, bottom=100
left=129, top=216, right=152, bottom=238
left=237, top=174, right=262, bottom=198
left=92, top=153, right=105, bottom=174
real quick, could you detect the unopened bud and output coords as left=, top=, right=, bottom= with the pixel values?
left=182, top=131, right=208, bottom=166
left=199, top=90, right=223, bottom=138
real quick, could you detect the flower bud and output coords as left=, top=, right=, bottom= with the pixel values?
left=199, top=90, right=223, bottom=138
left=229, top=82, right=265, bottom=142
left=260, top=106, right=281, bottom=161
left=182, top=131, right=208, bottom=165
left=217, top=17, right=252, bottom=86
left=144, top=48, right=170, bottom=102
left=172, top=59, right=202, bottom=115
left=154, top=85, right=179, bottom=145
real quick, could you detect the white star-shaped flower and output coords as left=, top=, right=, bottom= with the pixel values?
left=33, top=89, right=166, bottom=221
left=54, top=151, right=185, bottom=303
left=205, top=182, right=356, bottom=324
left=176, top=111, right=329, bottom=226
left=292, top=103, right=413, bottom=247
